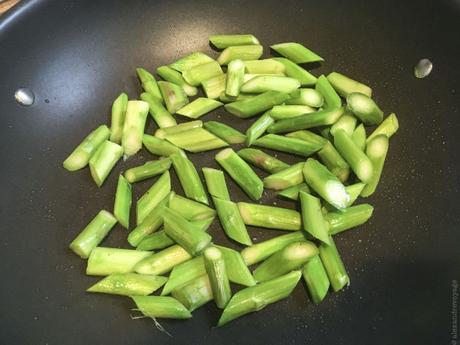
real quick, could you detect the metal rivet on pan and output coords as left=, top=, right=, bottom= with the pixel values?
left=14, top=87, right=35, bottom=106
left=414, top=59, right=433, bottom=79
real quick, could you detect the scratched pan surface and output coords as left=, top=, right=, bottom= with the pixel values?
left=0, top=0, right=459, bottom=344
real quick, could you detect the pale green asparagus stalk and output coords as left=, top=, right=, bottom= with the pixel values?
left=316, top=141, right=350, bottom=183
left=158, top=81, right=189, bottom=114
left=86, top=247, right=152, bottom=276
left=330, top=111, right=357, bottom=136
left=302, top=255, right=330, bottom=303
left=253, top=134, right=324, bottom=157
left=269, top=105, right=315, bottom=120
left=352, top=123, right=367, bottom=151
left=88, top=141, right=123, bottom=187
left=217, top=45, right=263, bottom=65
left=286, top=88, right=324, bottom=107
left=155, top=120, right=203, bottom=139
left=164, top=127, right=228, bottom=153
left=63, top=125, right=110, bottom=171
left=243, top=59, right=285, bottom=74
left=136, top=229, right=175, bottom=251
left=131, top=296, right=192, bottom=319
left=87, top=273, right=167, bottom=296
left=171, top=274, right=213, bottom=311
left=169, top=52, right=214, bottom=72
left=210, top=34, right=260, bottom=49
left=136, top=67, right=162, bottom=102
left=326, top=204, right=374, bottom=235
left=134, top=244, right=192, bottom=275
left=202, top=167, right=230, bottom=201
left=263, top=162, right=304, bottom=190
left=361, top=135, right=389, bottom=197
left=246, top=111, right=274, bottom=146
left=202, top=74, right=227, bottom=99
left=226, top=59, right=245, bottom=96
left=109, top=93, right=128, bottom=144
left=204, top=246, right=232, bottom=308
left=315, top=75, right=341, bottom=109
left=238, top=202, right=301, bottom=231
left=215, top=245, right=256, bottom=287
left=271, top=42, right=324, bottom=63
left=183, top=61, right=224, bottom=86
left=213, top=197, right=252, bottom=246
left=319, top=236, right=349, bottom=292
left=169, top=194, right=216, bottom=221
left=366, top=113, right=399, bottom=143
left=136, top=171, right=171, bottom=224
left=140, top=92, right=177, bottom=128
left=204, top=121, right=246, bottom=144
left=237, top=148, right=289, bottom=174
left=217, top=271, right=301, bottom=326
left=224, top=90, right=290, bottom=118
left=277, top=183, right=310, bottom=201
left=69, top=210, right=117, bottom=259
left=272, top=58, right=317, bottom=86
left=241, top=76, right=300, bottom=94
left=124, top=158, right=171, bottom=183
left=122, top=100, right=149, bottom=157
left=176, top=97, right=223, bottom=119
left=161, top=256, right=205, bottom=296
left=299, top=191, right=330, bottom=244
left=347, top=92, right=384, bottom=125
left=156, top=65, right=198, bottom=96
left=113, top=175, right=132, bottom=229
left=327, top=72, right=372, bottom=98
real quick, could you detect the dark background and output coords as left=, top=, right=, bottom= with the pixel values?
left=0, top=0, right=459, bottom=344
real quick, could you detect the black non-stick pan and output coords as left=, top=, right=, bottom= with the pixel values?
left=1, top=0, right=459, bottom=344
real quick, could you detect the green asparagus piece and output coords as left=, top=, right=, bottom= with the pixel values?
left=319, top=236, right=349, bottom=292
left=226, top=59, right=245, bottom=96
left=140, top=92, right=177, bottom=128
left=319, top=127, right=332, bottom=141
left=165, top=127, right=228, bottom=153
left=366, top=113, right=399, bottom=143
left=210, top=34, right=260, bottom=49
left=253, top=134, right=324, bottom=157
left=113, top=175, right=132, bottom=229
left=238, top=202, right=301, bottom=231
left=299, top=191, right=330, bottom=244
left=128, top=193, right=170, bottom=247
left=89, top=141, right=123, bottom=187
left=361, top=135, right=389, bottom=197
left=169, top=194, right=216, bottom=221
left=109, top=93, right=128, bottom=144
left=286, top=88, right=324, bottom=107
left=156, top=65, right=198, bottom=96
left=122, top=100, right=149, bottom=157
left=225, top=90, right=290, bottom=118
left=155, top=120, right=203, bottom=139
left=345, top=183, right=366, bottom=206
left=241, top=75, right=300, bottom=94
left=202, top=73, right=227, bottom=99
left=327, top=72, right=372, bottom=98
left=263, top=162, right=304, bottom=190
left=137, top=171, right=171, bottom=224
left=352, top=123, right=367, bottom=151
left=315, top=75, right=342, bottom=109
left=176, top=97, right=223, bottom=119
left=204, top=121, right=246, bottom=144
left=237, top=148, right=289, bottom=174
left=131, top=296, right=192, bottom=319
left=215, top=245, right=256, bottom=287
left=191, top=216, right=215, bottom=231
left=285, top=129, right=328, bottom=149
left=215, top=148, right=263, bottom=201
left=270, top=42, right=324, bottom=63
left=169, top=52, right=215, bottom=72
left=69, top=210, right=117, bottom=259
left=143, top=134, right=182, bottom=156
left=254, top=241, right=318, bottom=282
left=243, top=73, right=286, bottom=82
left=170, top=152, right=208, bottom=204
left=220, top=92, right=254, bottom=103
left=63, top=125, right=110, bottom=171
left=267, top=107, right=344, bottom=133
left=347, top=92, right=383, bottom=125
left=134, top=244, right=192, bottom=275
left=136, top=68, right=162, bottom=102
left=269, top=105, right=315, bottom=120
left=125, top=158, right=171, bottom=183
left=330, top=111, right=357, bottom=136
left=162, top=256, right=205, bottom=296
left=241, top=232, right=306, bottom=266
left=326, top=203, right=374, bottom=235
left=158, top=81, right=189, bottom=114
left=243, top=59, right=285, bottom=74
left=272, top=57, right=317, bottom=86
left=303, top=158, right=350, bottom=209
left=302, top=255, right=330, bottom=303
left=203, top=167, right=230, bottom=201
left=317, top=140, right=350, bottom=183
left=333, top=128, right=373, bottom=183
left=163, top=208, right=212, bottom=256
left=246, top=111, right=274, bottom=146
left=217, top=270, right=301, bottom=326
left=277, top=183, right=310, bottom=201
left=172, top=274, right=213, bottom=311
left=87, top=273, right=167, bottom=296
left=183, top=61, right=223, bottom=86
left=136, top=229, right=174, bottom=251
left=86, top=247, right=152, bottom=276
left=213, top=197, right=252, bottom=246
left=204, top=246, right=232, bottom=308
left=217, top=45, right=263, bottom=65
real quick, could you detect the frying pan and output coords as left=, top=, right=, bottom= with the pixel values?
left=1, top=0, right=459, bottom=344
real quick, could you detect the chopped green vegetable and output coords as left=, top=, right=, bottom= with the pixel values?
left=121, top=100, right=149, bottom=157
left=88, top=273, right=167, bottom=296
left=286, top=88, right=324, bottom=107
left=215, top=148, right=263, bottom=201
left=269, top=105, right=315, bottom=120
left=277, top=183, right=310, bottom=201
left=225, top=90, right=290, bottom=118
left=204, top=121, right=246, bottom=144
left=158, top=81, right=189, bottom=114
left=125, top=158, right=171, bottom=183
left=238, top=202, right=301, bottom=231
left=86, top=247, right=152, bottom=276
left=131, top=296, right=192, bottom=319
left=169, top=194, right=216, bottom=221
left=172, top=274, right=213, bottom=311
left=241, top=75, right=300, bottom=94
left=170, top=153, right=208, bottom=204
left=204, top=246, right=232, bottom=308
left=113, top=175, right=132, bottom=229
left=202, top=73, right=227, bottom=99
left=69, top=210, right=117, bottom=259
left=183, top=61, right=223, bottom=86
left=140, top=92, right=177, bottom=128
left=319, top=236, right=349, bottom=292
left=155, top=120, right=203, bottom=139
left=156, top=65, right=198, bottom=96
left=237, top=148, right=289, bottom=174
left=315, top=75, right=341, bottom=109
left=162, top=256, right=205, bottom=296
left=217, top=45, right=263, bottom=65
left=136, top=230, right=174, bottom=251
left=213, top=197, right=252, bottom=246
left=226, top=59, right=245, bottom=96
left=253, top=134, right=325, bottom=157
left=109, top=93, right=128, bottom=144
left=215, top=245, right=256, bottom=286
left=218, top=271, right=301, bottom=326
left=243, top=59, right=285, bottom=74
left=210, top=34, right=260, bottom=49
left=327, top=72, right=372, bottom=98
left=347, top=92, right=383, bottom=125
left=63, top=125, right=110, bottom=171
left=246, top=111, right=274, bottom=146
left=263, top=162, right=305, bottom=190
left=89, top=140, right=123, bottom=187
left=169, top=52, right=214, bottom=72
left=176, top=97, right=223, bottom=119
left=136, top=67, right=162, bottom=102
left=316, top=140, right=350, bottom=183
left=164, top=127, right=228, bottom=153
left=134, top=244, right=192, bottom=275
left=136, top=171, right=171, bottom=224
left=203, top=167, right=230, bottom=201
left=330, top=111, right=357, bottom=137
left=271, top=57, right=317, bottom=86
left=366, top=113, right=399, bottom=143
left=271, top=42, right=324, bottom=64
left=326, top=203, right=374, bottom=235
left=302, top=255, right=330, bottom=304
left=299, top=191, right=330, bottom=244
left=361, top=135, right=389, bottom=197
left=352, top=123, right=367, bottom=151
left=143, top=134, right=182, bottom=157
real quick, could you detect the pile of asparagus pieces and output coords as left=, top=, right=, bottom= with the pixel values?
left=63, top=34, right=399, bottom=326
